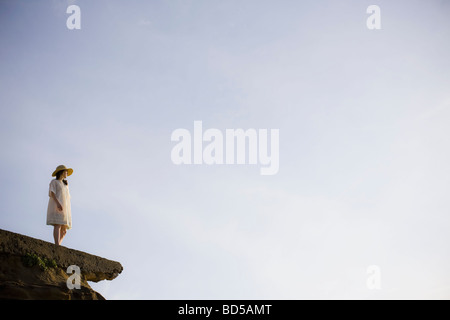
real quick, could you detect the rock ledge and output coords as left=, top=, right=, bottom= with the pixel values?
left=0, top=229, right=123, bottom=300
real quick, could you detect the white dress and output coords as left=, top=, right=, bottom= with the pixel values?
left=46, top=179, right=72, bottom=229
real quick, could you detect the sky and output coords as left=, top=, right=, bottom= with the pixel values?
left=1, top=0, right=450, bottom=299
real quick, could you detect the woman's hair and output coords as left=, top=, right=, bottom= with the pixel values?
left=55, top=170, right=68, bottom=185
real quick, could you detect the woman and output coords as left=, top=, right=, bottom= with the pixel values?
left=47, top=165, right=73, bottom=245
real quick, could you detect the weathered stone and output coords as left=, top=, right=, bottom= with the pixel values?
left=0, top=229, right=123, bottom=300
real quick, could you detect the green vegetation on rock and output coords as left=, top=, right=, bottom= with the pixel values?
left=22, top=252, right=57, bottom=271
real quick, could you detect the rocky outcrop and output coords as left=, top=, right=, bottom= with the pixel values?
left=0, top=229, right=123, bottom=300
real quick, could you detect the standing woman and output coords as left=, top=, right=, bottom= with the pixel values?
left=47, top=165, right=73, bottom=245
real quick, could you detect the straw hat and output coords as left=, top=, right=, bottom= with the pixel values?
left=52, top=165, right=73, bottom=177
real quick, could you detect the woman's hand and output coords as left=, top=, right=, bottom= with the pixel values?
left=51, top=192, right=63, bottom=212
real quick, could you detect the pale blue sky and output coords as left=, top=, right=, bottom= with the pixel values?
left=1, top=0, right=450, bottom=299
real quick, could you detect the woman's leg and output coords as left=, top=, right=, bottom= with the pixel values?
left=60, top=225, right=67, bottom=243
left=53, top=225, right=61, bottom=245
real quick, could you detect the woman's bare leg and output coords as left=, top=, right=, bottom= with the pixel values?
left=53, top=225, right=61, bottom=245
left=60, top=225, right=67, bottom=243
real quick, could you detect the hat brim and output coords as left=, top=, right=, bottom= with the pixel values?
left=52, top=168, right=73, bottom=177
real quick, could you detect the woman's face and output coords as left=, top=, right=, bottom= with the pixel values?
left=61, top=170, right=68, bottom=178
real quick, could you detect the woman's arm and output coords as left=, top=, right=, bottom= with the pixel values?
left=50, top=191, right=63, bottom=211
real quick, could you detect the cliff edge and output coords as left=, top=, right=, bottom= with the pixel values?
left=0, top=229, right=123, bottom=300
